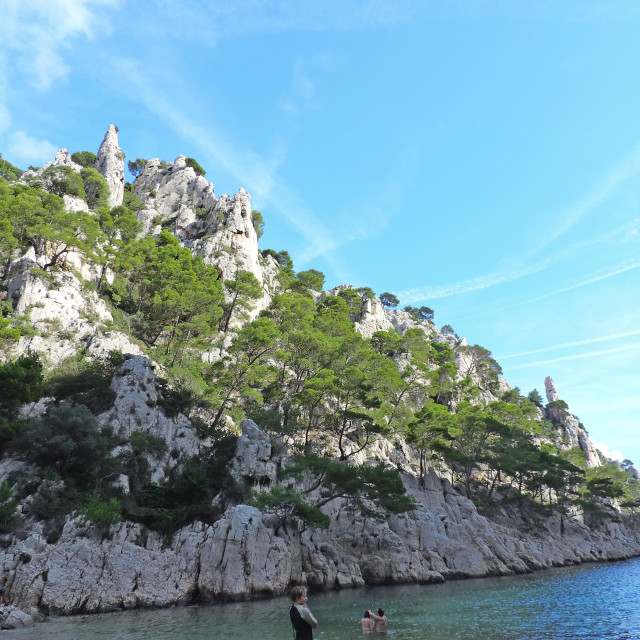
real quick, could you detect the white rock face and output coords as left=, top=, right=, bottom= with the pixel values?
left=194, top=189, right=263, bottom=286
left=85, top=331, right=145, bottom=360
left=354, top=296, right=393, bottom=338
left=198, top=505, right=294, bottom=599
left=0, top=422, right=636, bottom=621
left=62, top=194, right=89, bottom=212
left=100, top=356, right=200, bottom=480
left=132, top=157, right=273, bottom=322
left=3, top=251, right=142, bottom=366
left=231, top=419, right=278, bottom=486
left=386, top=307, right=423, bottom=335
left=95, top=124, right=125, bottom=208
left=133, top=155, right=216, bottom=237
left=545, top=376, right=559, bottom=402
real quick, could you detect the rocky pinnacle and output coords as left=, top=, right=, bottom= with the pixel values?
left=95, top=124, right=125, bottom=208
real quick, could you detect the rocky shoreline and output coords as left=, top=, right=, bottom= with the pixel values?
left=2, top=421, right=639, bottom=630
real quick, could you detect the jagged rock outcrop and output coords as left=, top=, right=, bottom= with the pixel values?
left=17, top=146, right=88, bottom=213
left=544, top=377, right=601, bottom=468
left=386, top=307, right=425, bottom=336
left=99, top=356, right=200, bottom=483
left=95, top=124, right=125, bottom=208
left=33, top=148, right=82, bottom=175
left=3, top=249, right=143, bottom=366
left=19, top=149, right=82, bottom=194
left=546, top=405, right=602, bottom=468
left=194, top=189, right=263, bottom=283
left=132, top=157, right=274, bottom=322
left=133, top=155, right=216, bottom=237
left=354, top=296, right=393, bottom=338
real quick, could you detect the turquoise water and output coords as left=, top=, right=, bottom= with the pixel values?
left=5, top=557, right=640, bottom=639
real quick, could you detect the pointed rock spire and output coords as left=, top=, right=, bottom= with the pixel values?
left=544, top=376, right=559, bottom=403
left=95, top=124, right=125, bottom=208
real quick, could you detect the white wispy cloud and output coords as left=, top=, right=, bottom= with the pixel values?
left=278, top=56, right=328, bottom=117
left=510, top=259, right=640, bottom=306
left=593, top=442, right=625, bottom=463
left=5, top=131, right=58, bottom=166
left=398, top=255, right=556, bottom=304
left=505, top=343, right=640, bottom=371
left=497, top=330, right=640, bottom=360
left=525, top=142, right=640, bottom=258
left=1, top=0, right=118, bottom=90
left=461, top=255, right=640, bottom=321
left=103, top=52, right=408, bottom=280
left=298, top=146, right=419, bottom=266
left=399, top=212, right=640, bottom=306
left=397, top=142, right=640, bottom=304
left=0, top=0, right=119, bottom=165
left=106, top=57, right=351, bottom=269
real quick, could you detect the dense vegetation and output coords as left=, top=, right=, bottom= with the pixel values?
left=1, top=152, right=638, bottom=545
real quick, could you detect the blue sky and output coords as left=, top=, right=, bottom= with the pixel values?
left=2, top=0, right=639, bottom=464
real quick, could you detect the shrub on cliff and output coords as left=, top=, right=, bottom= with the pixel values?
left=45, top=353, right=123, bottom=414
left=0, top=480, right=18, bottom=533
left=81, top=493, right=122, bottom=527
left=184, top=157, right=206, bottom=176
left=0, top=354, right=44, bottom=419
left=251, top=209, right=264, bottom=238
left=42, top=166, right=86, bottom=199
left=71, top=151, right=97, bottom=168
left=80, top=167, right=109, bottom=208
left=15, top=404, right=118, bottom=487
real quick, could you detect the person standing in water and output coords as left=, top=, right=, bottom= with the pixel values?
left=368, top=608, right=388, bottom=633
left=290, top=586, right=318, bottom=640
left=359, top=609, right=375, bottom=634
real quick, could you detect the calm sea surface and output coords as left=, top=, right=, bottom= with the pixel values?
left=5, top=557, right=640, bottom=639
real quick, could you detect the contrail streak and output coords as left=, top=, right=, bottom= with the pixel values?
left=498, top=330, right=640, bottom=360
left=505, top=343, right=640, bottom=371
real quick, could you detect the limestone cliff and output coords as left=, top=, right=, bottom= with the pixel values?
left=0, top=125, right=637, bottom=631
left=1, top=419, right=638, bottom=629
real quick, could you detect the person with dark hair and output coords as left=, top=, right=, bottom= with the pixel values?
left=290, top=585, right=318, bottom=640
left=368, top=607, right=388, bottom=633
left=359, top=609, right=374, bottom=634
